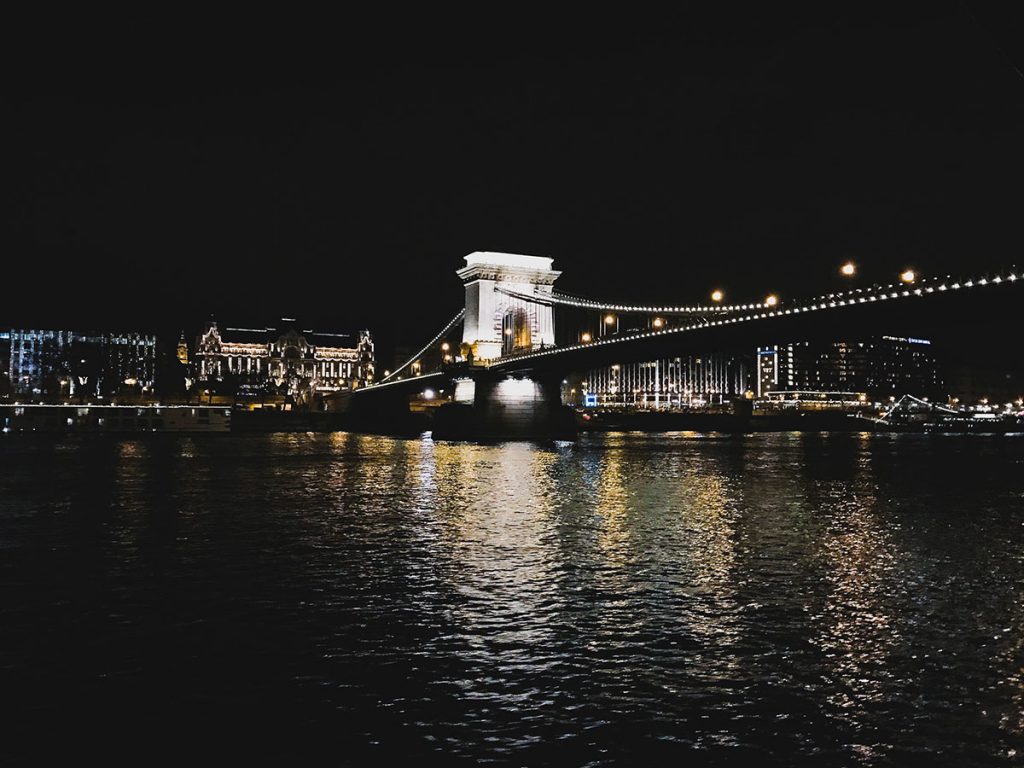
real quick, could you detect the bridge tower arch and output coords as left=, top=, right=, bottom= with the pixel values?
left=457, top=252, right=560, bottom=361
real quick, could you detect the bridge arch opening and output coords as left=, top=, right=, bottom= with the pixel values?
left=501, top=307, right=532, bottom=355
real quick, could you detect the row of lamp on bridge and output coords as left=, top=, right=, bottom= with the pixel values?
left=578, top=262, right=918, bottom=344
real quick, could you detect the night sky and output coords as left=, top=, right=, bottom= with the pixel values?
left=7, top=7, right=1024, bottom=363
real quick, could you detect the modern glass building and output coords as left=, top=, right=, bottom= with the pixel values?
left=4, top=329, right=156, bottom=397
left=756, top=335, right=942, bottom=400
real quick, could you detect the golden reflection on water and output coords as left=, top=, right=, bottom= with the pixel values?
left=251, top=431, right=1023, bottom=752
left=417, top=440, right=566, bottom=650
left=670, top=461, right=741, bottom=648
left=594, top=440, right=631, bottom=572
left=8, top=430, right=1024, bottom=762
left=814, top=434, right=902, bottom=736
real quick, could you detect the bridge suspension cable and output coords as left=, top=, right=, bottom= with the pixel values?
left=377, top=308, right=465, bottom=385
left=549, top=291, right=771, bottom=313
left=495, top=268, right=1020, bottom=368
left=494, top=285, right=769, bottom=314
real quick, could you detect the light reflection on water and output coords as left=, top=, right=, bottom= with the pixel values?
left=1, top=431, right=1023, bottom=764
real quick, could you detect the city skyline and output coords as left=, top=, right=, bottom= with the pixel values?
left=7, top=10, right=1024, bottom=764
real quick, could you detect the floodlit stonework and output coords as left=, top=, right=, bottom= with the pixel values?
left=196, top=319, right=374, bottom=397
left=457, top=252, right=560, bottom=360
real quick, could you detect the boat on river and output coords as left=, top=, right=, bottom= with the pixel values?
left=0, top=404, right=231, bottom=433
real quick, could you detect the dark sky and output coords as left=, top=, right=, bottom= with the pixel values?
left=6, top=6, right=1024, bottom=360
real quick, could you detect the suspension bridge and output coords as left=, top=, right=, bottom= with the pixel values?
left=337, top=252, right=1021, bottom=439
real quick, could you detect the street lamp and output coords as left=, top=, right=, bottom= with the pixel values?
left=900, top=268, right=916, bottom=284
left=581, top=332, right=592, bottom=343
left=764, top=294, right=778, bottom=307
left=652, top=317, right=665, bottom=328
left=710, top=289, right=724, bottom=303
left=840, top=261, right=856, bottom=277
left=441, top=342, right=450, bottom=352
left=603, top=313, right=618, bottom=337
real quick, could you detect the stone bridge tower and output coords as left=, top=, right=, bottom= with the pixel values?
left=457, top=252, right=561, bottom=360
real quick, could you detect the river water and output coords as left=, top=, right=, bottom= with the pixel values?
left=2, top=432, right=1023, bottom=765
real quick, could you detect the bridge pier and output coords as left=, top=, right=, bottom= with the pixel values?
left=433, top=372, right=577, bottom=441
left=327, top=384, right=431, bottom=436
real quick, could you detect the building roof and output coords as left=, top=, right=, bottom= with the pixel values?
left=464, top=251, right=555, bottom=271
left=221, top=326, right=356, bottom=350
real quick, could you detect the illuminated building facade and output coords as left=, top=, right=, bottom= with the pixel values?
left=195, top=319, right=374, bottom=396
left=3, top=329, right=156, bottom=397
left=176, top=332, right=189, bottom=365
left=0, top=332, right=10, bottom=394
left=578, top=353, right=752, bottom=409
left=756, top=335, right=942, bottom=399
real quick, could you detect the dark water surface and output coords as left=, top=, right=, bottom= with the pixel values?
left=2, top=432, right=1023, bottom=765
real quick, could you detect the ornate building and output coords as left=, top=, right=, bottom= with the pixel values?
left=176, top=332, right=189, bottom=365
left=195, top=319, right=374, bottom=398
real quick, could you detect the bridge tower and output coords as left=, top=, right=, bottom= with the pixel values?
left=457, top=252, right=560, bottom=361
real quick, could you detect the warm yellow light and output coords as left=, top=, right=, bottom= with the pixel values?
left=581, top=332, right=592, bottom=342
left=441, top=342, right=450, bottom=351
left=652, top=317, right=664, bottom=328
left=840, top=261, right=856, bottom=277
left=710, top=290, right=724, bottom=302
left=604, top=314, right=616, bottom=325
left=900, top=268, right=916, bottom=283
left=764, top=294, right=778, bottom=307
